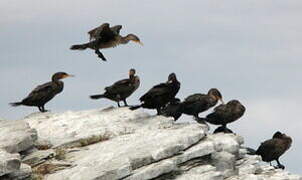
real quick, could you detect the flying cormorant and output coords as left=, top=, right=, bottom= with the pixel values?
left=90, top=69, right=140, bottom=107
left=70, top=23, right=143, bottom=61
left=130, top=73, right=180, bottom=114
left=161, top=98, right=183, bottom=121
left=204, top=100, right=245, bottom=133
left=10, top=72, right=74, bottom=112
left=181, top=88, right=223, bottom=125
left=256, top=131, right=292, bottom=169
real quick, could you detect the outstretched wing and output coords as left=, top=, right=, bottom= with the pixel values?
left=110, top=25, right=122, bottom=35
left=88, top=23, right=116, bottom=41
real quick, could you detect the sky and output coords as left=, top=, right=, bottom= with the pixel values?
left=1, top=0, right=302, bottom=174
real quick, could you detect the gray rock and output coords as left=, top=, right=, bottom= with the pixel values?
left=2, top=163, right=32, bottom=180
left=22, top=149, right=55, bottom=167
left=211, top=151, right=237, bottom=178
left=0, top=119, right=37, bottom=153
left=0, top=149, right=21, bottom=176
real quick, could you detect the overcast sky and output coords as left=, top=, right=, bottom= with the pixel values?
left=1, top=0, right=301, bottom=174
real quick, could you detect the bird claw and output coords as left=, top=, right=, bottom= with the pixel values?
left=274, top=165, right=285, bottom=169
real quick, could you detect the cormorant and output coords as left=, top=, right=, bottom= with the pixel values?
left=256, top=131, right=292, bottom=169
left=204, top=100, right=245, bottom=133
left=10, top=72, right=74, bottom=112
left=161, top=98, right=183, bottom=121
left=130, top=73, right=180, bottom=114
left=90, top=69, right=140, bottom=107
left=181, top=88, right=223, bottom=125
left=70, top=23, right=143, bottom=61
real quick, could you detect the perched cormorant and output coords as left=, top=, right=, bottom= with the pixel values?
left=70, top=23, right=143, bottom=61
left=130, top=73, right=180, bottom=114
left=161, top=98, right=183, bottom=121
left=181, top=88, right=223, bottom=124
left=10, top=72, right=74, bottom=112
left=204, top=100, right=245, bottom=133
left=90, top=69, right=140, bottom=107
left=256, top=131, right=292, bottom=169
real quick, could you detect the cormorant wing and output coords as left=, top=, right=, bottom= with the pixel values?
left=110, top=25, right=122, bottom=35
left=183, top=93, right=205, bottom=103
left=105, top=78, right=132, bottom=94
left=88, top=23, right=116, bottom=41
left=26, top=82, right=54, bottom=101
left=139, top=83, right=170, bottom=101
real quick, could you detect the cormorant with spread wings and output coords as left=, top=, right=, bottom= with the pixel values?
left=70, top=23, right=143, bottom=61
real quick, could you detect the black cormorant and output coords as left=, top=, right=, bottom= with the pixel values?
left=130, top=73, right=180, bottom=114
left=181, top=88, right=223, bottom=124
left=70, top=23, right=143, bottom=61
left=90, top=69, right=140, bottom=107
left=256, top=131, right=292, bottom=169
left=204, top=100, right=245, bottom=133
left=161, top=98, right=183, bottom=121
left=10, top=72, right=74, bottom=112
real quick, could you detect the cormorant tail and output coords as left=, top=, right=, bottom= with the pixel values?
left=9, top=102, right=23, bottom=107
left=70, top=43, right=90, bottom=50
left=129, top=105, right=142, bottom=110
left=90, top=94, right=105, bottom=99
left=246, top=147, right=257, bottom=155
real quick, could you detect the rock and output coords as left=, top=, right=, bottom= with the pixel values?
left=0, top=107, right=298, bottom=180
left=0, top=119, right=37, bottom=153
left=2, top=163, right=32, bottom=180
left=22, top=149, right=55, bottom=167
left=211, top=151, right=237, bottom=178
left=0, top=149, right=21, bottom=176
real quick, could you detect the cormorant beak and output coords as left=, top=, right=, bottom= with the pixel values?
left=63, top=74, right=75, bottom=79
left=220, top=98, right=225, bottom=104
left=133, top=40, right=144, bottom=46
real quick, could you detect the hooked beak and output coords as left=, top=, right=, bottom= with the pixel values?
left=63, top=74, right=75, bottom=79
left=133, top=40, right=144, bottom=46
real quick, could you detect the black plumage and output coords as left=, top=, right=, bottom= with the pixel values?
left=181, top=88, right=223, bottom=124
left=90, top=69, right=140, bottom=107
left=10, top=72, right=73, bottom=112
left=204, top=100, right=245, bottom=133
left=161, top=98, right=183, bottom=121
left=256, top=131, right=292, bottom=169
left=130, top=73, right=180, bottom=114
left=70, top=23, right=143, bottom=61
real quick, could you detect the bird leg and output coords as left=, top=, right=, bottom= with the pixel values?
left=117, top=102, right=121, bottom=107
left=38, top=106, right=43, bottom=112
left=156, top=108, right=162, bottom=115
left=123, top=99, right=128, bottom=107
left=41, top=106, right=48, bottom=112
left=275, top=159, right=285, bottom=169
left=194, top=115, right=210, bottom=130
left=95, top=49, right=107, bottom=61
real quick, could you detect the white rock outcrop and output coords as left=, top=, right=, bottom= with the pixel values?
left=0, top=107, right=301, bottom=180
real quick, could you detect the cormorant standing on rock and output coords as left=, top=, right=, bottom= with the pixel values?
left=204, top=100, right=245, bottom=133
left=161, top=98, right=183, bottom=121
left=130, top=73, right=180, bottom=115
left=70, top=23, right=143, bottom=61
left=10, top=72, right=74, bottom=112
left=181, top=88, right=224, bottom=125
left=90, top=69, right=140, bottom=107
left=256, top=131, right=292, bottom=169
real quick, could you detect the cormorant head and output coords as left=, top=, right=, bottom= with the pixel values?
left=273, top=131, right=283, bottom=139
left=208, top=88, right=224, bottom=104
left=52, top=72, right=74, bottom=81
left=126, top=34, right=143, bottom=45
left=167, top=73, right=177, bottom=83
left=129, top=68, right=136, bottom=77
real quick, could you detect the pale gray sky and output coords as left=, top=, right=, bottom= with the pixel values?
left=1, top=0, right=301, bottom=173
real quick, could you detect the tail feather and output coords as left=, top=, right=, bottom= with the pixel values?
left=70, top=43, right=89, bottom=50
left=90, top=94, right=105, bottom=99
left=10, top=102, right=23, bottom=107
left=129, top=105, right=142, bottom=110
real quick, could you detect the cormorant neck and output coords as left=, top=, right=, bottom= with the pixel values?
left=120, top=36, right=131, bottom=44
